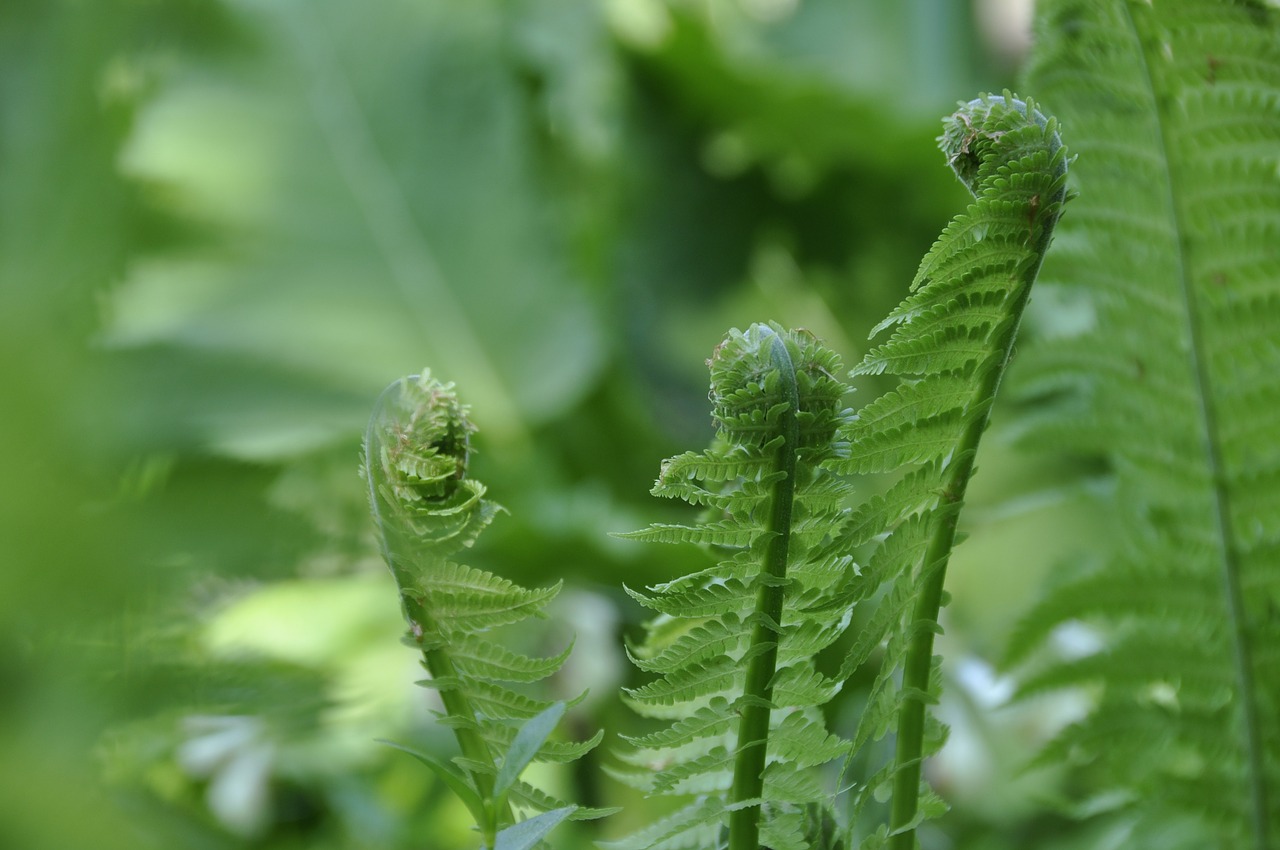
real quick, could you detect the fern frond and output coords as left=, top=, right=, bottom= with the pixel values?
left=627, top=617, right=745, bottom=674
left=364, top=371, right=598, bottom=842
left=769, top=711, right=852, bottom=767
left=842, top=409, right=969, bottom=474
left=842, top=464, right=944, bottom=549
left=450, top=636, right=574, bottom=684
left=656, top=446, right=779, bottom=484
left=830, top=92, right=1069, bottom=848
left=613, top=323, right=859, bottom=850
left=1007, top=2, right=1280, bottom=845
left=624, top=654, right=742, bottom=708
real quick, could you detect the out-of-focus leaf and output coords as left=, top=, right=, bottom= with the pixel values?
left=492, top=806, right=576, bottom=850
left=106, top=0, right=606, bottom=458
left=494, top=702, right=568, bottom=800
left=378, top=739, right=490, bottom=830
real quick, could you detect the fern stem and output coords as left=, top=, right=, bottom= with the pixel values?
left=407, top=600, right=502, bottom=809
left=885, top=345, right=1014, bottom=848
left=369, top=527, right=510, bottom=841
left=1119, top=6, right=1270, bottom=844
left=887, top=96, right=1066, bottom=848
left=728, top=330, right=800, bottom=850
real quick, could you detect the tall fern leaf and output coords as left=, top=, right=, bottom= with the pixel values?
left=832, top=93, right=1070, bottom=849
left=363, top=372, right=604, bottom=846
left=1007, top=1, right=1280, bottom=846
left=609, top=323, right=857, bottom=850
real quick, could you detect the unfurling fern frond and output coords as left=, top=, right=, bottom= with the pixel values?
left=1006, top=2, right=1280, bottom=847
left=364, top=372, right=606, bottom=849
left=609, top=323, right=857, bottom=850
left=833, top=93, right=1069, bottom=848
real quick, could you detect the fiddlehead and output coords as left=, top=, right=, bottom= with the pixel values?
left=364, top=371, right=604, bottom=848
left=608, top=323, right=857, bottom=850
left=834, top=92, right=1069, bottom=848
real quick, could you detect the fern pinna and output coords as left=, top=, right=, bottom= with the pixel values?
left=1005, top=1, right=1280, bottom=847
left=363, top=371, right=602, bottom=849
left=609, top=323, right=857, bottom=850
left=833, top=93, right=1069, bottom=848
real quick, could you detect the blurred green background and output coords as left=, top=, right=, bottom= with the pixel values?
left=0, top=1, right=1108, bottom=848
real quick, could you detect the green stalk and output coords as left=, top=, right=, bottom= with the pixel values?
left=884, top=324, right=1016, bottom=848
left=374, top=553, right=512, bottom=843
left=402, top=595, right=506, bottom=839
left=887, top=130, right=1062, bottom=848
left=728, top=331, right=801, bottom=850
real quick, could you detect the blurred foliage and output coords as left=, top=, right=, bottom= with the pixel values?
left=0, top=1, right=1108, bottom=848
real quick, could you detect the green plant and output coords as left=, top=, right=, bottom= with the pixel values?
left=363, top=372, right=610, bottom=850
left=608, top=323, right=857, bottom=850
left=357, top=5, right=1280, bottom=848
left=387, top=91, right=1060, bottom=850
left=14, top=0, right=1277, bottom=848
left=601, top=88, right=1069, bottom=849
left=1002, top=0, right=1280, bottom=847
left=834, top=92, right=1069, bottom=849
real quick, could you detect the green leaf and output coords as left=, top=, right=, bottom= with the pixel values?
left=104, top=0, right=605, bottom=458
left=364, top=373, right=593, bottom=828
left=833, top=92, right=1069, bottom=849
left=597, top=798, right=725, bottom=850
left=376, top=739, right=488, bottom=829
left=1009, top=1, right=1280, bottom=845
left=493, top=702, right=566, bottom=801
left=490, top=806, right=576, bottom=850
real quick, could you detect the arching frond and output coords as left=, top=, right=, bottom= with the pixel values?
left=831, top=93, right=1070, bottom=848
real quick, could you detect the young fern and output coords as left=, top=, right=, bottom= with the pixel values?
left=1005, top=1, right=1280, bottom=846
left=608, top=323, right=857, bottom=850
left=363, top=372, right=604, bottom=849
left=833, top=93, right=1069, bottom=848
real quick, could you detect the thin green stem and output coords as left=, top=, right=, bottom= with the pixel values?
left=888, top=111, right=1064, bottom=846
left=885, top=380, right=997, bottom=848
left=400, top=607, right=492, bottom=789
left=379, top=559, right=512, bottom=843
left=728, top=331, right=800, bottom=850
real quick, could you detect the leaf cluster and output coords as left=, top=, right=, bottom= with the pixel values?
left=600, top=89, right=1073, bottom=850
